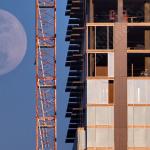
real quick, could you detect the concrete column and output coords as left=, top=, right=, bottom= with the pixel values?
left=118, top=0, right=124, bottom=22
left=89, top=53, right=95, bottom=76
left=114, top=23, right=127, bottom=150
left=115, top=3, right=128, bottom=150
left=89, top=0, right=95, bottom=76
left=89, top=0, right=94, bottom=22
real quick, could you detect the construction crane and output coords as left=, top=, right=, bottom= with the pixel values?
left=35, top=0, right=56, bottom=149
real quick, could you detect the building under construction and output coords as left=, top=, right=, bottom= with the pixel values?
left=65, top=0, right=150, bottom=149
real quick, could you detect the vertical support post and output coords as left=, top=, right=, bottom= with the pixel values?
left=88, top=0, right=95, bottom=76
left=118, top=0, right=124, bottom=22
left=89, top=0, right=94, bottom=23
left=114, top=23, right=127, bottom=150
left=88, top=0, right=94, bottom=48
left=114, top=1, right=128, bottom=150
left=107, top=26, right=110, bottom=49
left=144, top=2, right=150, bottom=49
left=131, top=64, right=134, bottom=77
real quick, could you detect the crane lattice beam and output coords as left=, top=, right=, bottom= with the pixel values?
left=35, top=0, right=56, bottom=149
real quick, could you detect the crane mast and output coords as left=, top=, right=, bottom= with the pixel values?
left=35, top=0, right=56, bottom=149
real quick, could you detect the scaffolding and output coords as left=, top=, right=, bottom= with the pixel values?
left=35, top=0, right=56, bottom=149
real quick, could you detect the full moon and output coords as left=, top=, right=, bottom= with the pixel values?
left=0, top=9, right=27, bottom=75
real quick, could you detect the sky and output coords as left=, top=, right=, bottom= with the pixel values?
left=0, top=0, right=71, bottom=150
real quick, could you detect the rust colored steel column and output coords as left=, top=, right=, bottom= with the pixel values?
left=114, top=23, right=127, bottom=150
left=89, top=0, right=94, bottom=22
left=145, top=2, right=150, bottom=49
left=89, top=0, right=95, bottom=76
left=35, top=0, right=57, bottom=150
left=118, top=0, right=124, bottom=22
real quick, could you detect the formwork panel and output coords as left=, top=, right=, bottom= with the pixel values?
left=128, top=128, right=150, bottom=148
left=87, top=107, right=96, bottom=126
left=128, top=80, right=150, bottom=104
left=96, top=128, right=114, bottom=147
left=87, top=106, right=114, bottom=126
left=96, top=107, right=114, bottom=126
left=87, top=80, right=108, bottom=104
left=128, top=106, right=150, bottom=125
left=87, top=128, right=96, bottom=147
left=87, top=128, right=114, bottom=147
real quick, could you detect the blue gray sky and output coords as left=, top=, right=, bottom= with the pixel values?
left=0, top=0, right=71, bottom=149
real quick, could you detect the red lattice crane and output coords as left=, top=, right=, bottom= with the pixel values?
left=35, top=0, right=56, bottom=149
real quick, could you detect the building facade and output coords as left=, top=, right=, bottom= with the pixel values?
left=65, top=0, right=150, bottom=149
